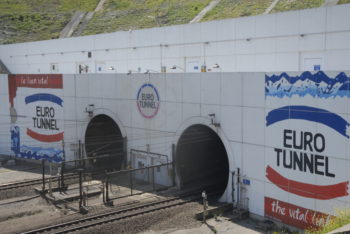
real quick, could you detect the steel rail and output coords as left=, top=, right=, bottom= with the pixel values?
left=22, top=190, right=220, bottom=234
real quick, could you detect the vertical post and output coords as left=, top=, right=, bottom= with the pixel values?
left=61, top=162, right=65, bottom=190
left=237, top=168, right=240, bottom=209
left=102, top=180, right=106, bottom=204
left=105, top=177, right=109, bottom=203
left=49, top=162, right=52, bottom=196
left=171, top=144, right=176, bottom=187
left=79, top=169, right=83, bottom=209
left=202, top=191, right=207, bottom=223
left=42, top=159, right=46, bottom=193
left=123, top=137, right=127, bottom=169
left=147, top=167, right=150, bottom=184
left=129, top=171, right=133, bottom=195
left=62, top=140, right=66, bottom=161
left=152, top=166, right=155, bottom=191
left=232, top=171, right=235, bottom=207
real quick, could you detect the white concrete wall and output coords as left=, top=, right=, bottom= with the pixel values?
left=0, top=70, right=349, bottom=229
left=1, top=4, right=350, bottom=74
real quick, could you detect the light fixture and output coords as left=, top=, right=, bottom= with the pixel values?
left=144, top=69, right=159, bottom=74
left=85, top=104, right=95, bottom=117
left=208, top=113, right=220, bottom=127
left=170, top=65, right=184, bottom=71
left=212, top=63, right=220, bottom=69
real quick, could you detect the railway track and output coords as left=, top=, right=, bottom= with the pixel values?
left=22, top=190, right=219, bottom=234
left=0, top=174, right=77, bottom=192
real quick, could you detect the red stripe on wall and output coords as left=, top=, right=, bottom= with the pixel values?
left=26, top=128, right=64, bottom=143
left=8, top=74, right=63, bottom=107
left=266, top=166, right=348, bottom=200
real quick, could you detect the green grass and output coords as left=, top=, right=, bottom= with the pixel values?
left=305, top=209, right=350, bottom=234
left=0, top=13, right=70, bottom=44
left=271, top=0, right=323, bottom=13
left=338, top=0, right=350, bottom=4
left=83, top=0, right=212, bottom=35
left=203, top=0, right=274, bottom=21
left=0, top=0, right=344, bottom=44
left=0, top=0, right=99, bottom=44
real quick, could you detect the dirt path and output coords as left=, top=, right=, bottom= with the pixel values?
left=264, top=0, right=280, bottom=14
left=190, top=0, right=222, bottom=24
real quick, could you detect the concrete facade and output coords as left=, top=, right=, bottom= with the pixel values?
left=0, top=71, right=350, bottom=229
left=0, top=4, right=350, bottom=74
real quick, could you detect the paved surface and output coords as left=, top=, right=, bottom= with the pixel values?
left=264, top=0, right=280, bottom=14
left=0, top=165, right=43, bottom=184
left=59, top=11, right=86, bottom=38
left=142, top=215, right=262, bottom=234
left=322, top=0, right=339, bottom=7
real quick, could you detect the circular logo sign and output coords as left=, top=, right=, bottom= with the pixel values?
left=137, top=83, right=160, bottom=119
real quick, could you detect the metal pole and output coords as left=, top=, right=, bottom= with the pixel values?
left=171, top=144, right=176, bottom=187
left=202, top=191, right=207, bottom=223
left=49, top=162, right=52, bottom=196
left=106, top=177, right=109, bottom=203
left=61, top=162, right=65, bottom=190
left=237, top=168, right=240, bottom=209
left=123, top=137, right=127, bottom=169
left=102, top=180, right=106, bottom=204
left=42, top=159, right=45, bottom=193
left=79, top=170, right=83, bottom=209
left=232, top=171, right=235, bottom=206
left=130, top=171, right=133, bottom=195
left=152, top=167, right=155, bottom=191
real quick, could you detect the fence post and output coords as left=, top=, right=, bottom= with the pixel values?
left=79, top=169, right=83, bottom=209
left=152, top=167, right=155, bottom=191
left=42, top=159, right=46, bottom=194
left=49, top=162, right=52, bottom=196
left=61, top=162, right=66, bottom=191
left=106, top=177, right=109, bottom=203
left=129, top=171, right=133, bottom=195
left=172, top=144, right=176, bottom=187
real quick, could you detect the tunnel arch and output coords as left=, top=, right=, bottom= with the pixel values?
left=84, top=114, right=125, bottom=170
left=175, top=122, right=230, bottom=197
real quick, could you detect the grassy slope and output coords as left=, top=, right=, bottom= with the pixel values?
left=82, top=0, right=212, bottom=35
left=338, top=0, right=350, bottom=4
left=1, top=0, right=349, bottom=44
left=0, top=0, right=99, bottom=44
left=271, top=0, right=323, bottom=13
left=202, top=0, right=273, bottom=21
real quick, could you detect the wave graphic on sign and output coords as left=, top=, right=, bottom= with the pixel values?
left=19, top=145, right=63, bottom=163
left=27, top=129, right=63, bottom=142
left=266, top=166, right=349, bottom=200
left=266, top=106, right=350, bottom=138
left=25, top=93, right=63, bottom=106
left=265, top=71, right=350, bottom=98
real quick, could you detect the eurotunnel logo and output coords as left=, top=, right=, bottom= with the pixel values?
left=264, top=71, right=350, bottom=229
left=264, top=72, right=350, bottom=199
left=26, top=93, right=64, bottom=142
left=8, top=74, right=64, bottom=163
left=136, top=83, right=160, bottom=119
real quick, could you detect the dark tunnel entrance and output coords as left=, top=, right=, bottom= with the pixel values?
left=176, top=124, right=229, bottom=196
left=85, top=115, right=124, bottom=170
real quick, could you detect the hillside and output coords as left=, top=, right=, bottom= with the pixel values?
left=0, top=0, right=350, bottom=44
left=0, top=0, right=99, bottom=44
